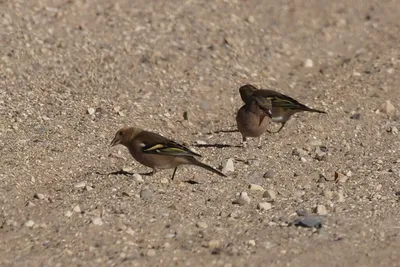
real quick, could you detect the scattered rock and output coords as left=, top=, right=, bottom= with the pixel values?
left=293, top=148, right=308, bottom=157
left=196, top=221, right=208, bottom=229
left=335, top=172, right=348, bottom=183
left=133, top=173, right=144, bottom=183
left=24, top=220, right=35, bottom=228
left=74, top=181, right=86, bottom=189
left=140, top=188, right=153, bottom=200
left=147, top=249, right=156, bottom=257
left=160, top=178, right=169, bottom=184
left=257, top=202, right=272, bottom=211
left=263, top=169, right=275, bottom=179
left=314, top=205, right=328, bottom=216
left=249, top=184, right=264, bottom=191
left=350, top=113, right=361, bottom=120
left=91, top=217, right=103, bottom=226
left=222, top=158, right=234, bottom=173
left=263, top=190, right=277, bottom=202
left=304, top=59, right=314, bottom=68
left=207, top=240, right=220, bottom=249
left=246, top=15, right=255, bottom=23
left=296, top=209, right=308, bottom=216
left=65, top=211, right=73, bottom=217
left=314, top=146, right=327, bottom=161
left=248, top=240, right=256, bottom=246
left=34, top=193, right=45, bottom=200
left=335, top=191, right=345, bottom=202
left=293, top=216, right=323, bottom=229
left=381, top=100, right=396, bottom=115
left=87, top=108, right=95, bottom=115
left=73, top=205, right=81, bottom=213
left=232, top=192, right=250, bottom=205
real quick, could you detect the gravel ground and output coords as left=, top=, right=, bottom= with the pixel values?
left=1, top=0, right=400, bottom=266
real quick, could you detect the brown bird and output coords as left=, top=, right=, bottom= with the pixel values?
left=110, top=127, right=226, bottom=180
left=239, top=84, right=327, bottom=133
left=236, top=100, right=272, bottom=148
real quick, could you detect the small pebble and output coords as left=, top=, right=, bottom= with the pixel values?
left=248, top=240, right=256, bottom=246
left=133, top=173, right=144, bottom=183
left=87, top=108, right=95, bottom=115
left=91, top=217, right=103, bottom=226
left=314, top=147, right=327, bottom=161
left=160, top=178, right=169, bottom=184
left=24, top=220, right=35, bottom=228
left=147, top=249, right=156, bottom=257
left=293, top=148, right=308, bottom=157
left=335, top=172, right=348, bottom=183
left=304, top=58, right=314, bottom=68
left=314, top=205, right=328, bottom=216
left=296, top=209, right=308, bottom=216
left=34, top=193, right=45, bottom=200
left=74, top=181, right=86, bottom=189
left=207, top=240, right=220, bottom=249
left=196, top=221, right=208, bottom=229
left=263, top=189, right=277, bottom=202
left=195, top=140, right=207, bottom=145
left=232, top=192, right=250, bottom=205
left=257, top=202, right=272, bottom=211
left=246, top=15, right=255, bottom=23
left=335, top=191, right=345, bottom=202
left=249, top=184, right=264, bottom=191
left=350, top=113, right=361, bottom=120
left=65, top=211, right=73, bottom=218
left=73, top=205, right=81, bottom=213
left=381, top=100, right=396, bottom=115
left=263, top=170, right=275, bottom=179
left=222, top=158, right=234, bottom=173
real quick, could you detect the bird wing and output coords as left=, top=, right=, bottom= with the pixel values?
left=139, top=131, right=202, bottom=158
left=253, top=90, right=313, bottom=111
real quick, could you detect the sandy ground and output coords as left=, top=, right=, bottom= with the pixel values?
left=1, top=0, right=400, bottom=266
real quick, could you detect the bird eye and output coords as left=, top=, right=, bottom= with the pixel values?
left=119, top=131, right=123, bottom=136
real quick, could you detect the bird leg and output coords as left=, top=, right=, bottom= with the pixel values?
left=150, top=168, right=158, bottom=176
left=257, top=136, right=263, bottom=148
left=241, top=136, right=248, bottom=148
left=267, top=122, right=286, bottom=134
left=171, top=167, right=178, bottom=180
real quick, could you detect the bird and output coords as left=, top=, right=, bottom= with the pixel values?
left=110, top=127, right=226, bottom=180
left=236, top=99, right=272, bottom=148
left=239, top=84, right=327, bottom=133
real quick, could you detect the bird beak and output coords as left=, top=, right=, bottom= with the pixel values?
left=110, top=137, right=120, bottom=146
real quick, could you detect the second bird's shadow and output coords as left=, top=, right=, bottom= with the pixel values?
left=194, top=143, right=241, bottom=149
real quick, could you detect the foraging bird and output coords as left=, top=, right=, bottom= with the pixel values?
left=236, top=100, right=272, bottom=148
left=110, top=127, right=226, bottom=180
left=239, top=84, right=327, bottom=133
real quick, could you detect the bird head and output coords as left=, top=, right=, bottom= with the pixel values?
left=110, top=127, right=141, bottom=146
left=239, top=84, right=258, bottom=103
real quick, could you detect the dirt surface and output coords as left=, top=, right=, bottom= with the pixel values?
left=1, top=0, right=400, bottom=266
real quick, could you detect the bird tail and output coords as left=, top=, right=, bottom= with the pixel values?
left=302, top=106, right=327, bottom=114
left=189, top=158, right=227, bottom=177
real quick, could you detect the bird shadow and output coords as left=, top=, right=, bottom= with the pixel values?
left=194, top=143, right=242, bottom=149
left=104, top=170, right=154, bottom=176
left=205, top=128, right=238, bottom=134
